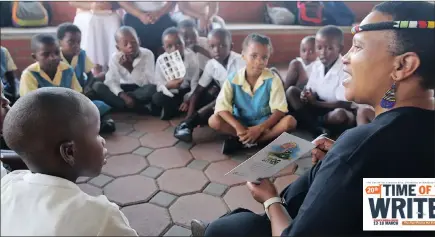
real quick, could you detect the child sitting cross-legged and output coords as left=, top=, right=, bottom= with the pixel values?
left=1, top=87, right=138, bottom=236
left=153, top=27, right=200, bottom=120
left=209, top=33, right=297, bottom=155
left=56, top=22, right=115, bottom=133
left=0, top=46, right=19, bottom=104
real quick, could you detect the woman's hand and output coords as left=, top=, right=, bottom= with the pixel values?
left=247, top=179, right=279, bottom=204
left=311, top=135, right=335, bottom=164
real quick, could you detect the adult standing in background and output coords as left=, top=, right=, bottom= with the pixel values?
left=70, top=1, right=121, bottom=76
left=119, top=1, right=176, bottom=59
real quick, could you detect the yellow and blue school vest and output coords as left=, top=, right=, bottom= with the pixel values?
left=66, top=50, right=111, bottom=116
left=229, top=72, right=272, bottom=126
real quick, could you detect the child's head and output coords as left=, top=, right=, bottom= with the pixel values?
left=300, top=36, right=316, bottom=65
left=31, top=34, right=61, bottom=72
left=2, top=87, right=107, bottom=179
left=178, top=19, right=199, bottom=48
left=162, top=27, right=185, bottom=57
left=57, top=22, right=81, bottom=56
left=0, top=83, right=11, bottom=134
left=315, top=25, right=344, bottom=68
left=115, top=26, right=140, bottom=58
left=208, top=28, right=232, bottom=63
left=242, top=33, right=273, bottom=76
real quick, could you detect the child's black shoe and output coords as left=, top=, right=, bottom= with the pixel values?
left=222, top=136, right=244, bottom=155
left=174, top=121, right=193, bottom=143
left=100, top=118, right=116, bottom=134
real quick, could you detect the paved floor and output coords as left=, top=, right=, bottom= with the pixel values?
left=76, top=113, right=315, bottom=236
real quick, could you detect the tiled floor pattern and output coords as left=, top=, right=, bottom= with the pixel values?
left=76, top=112, right=314, bottom=236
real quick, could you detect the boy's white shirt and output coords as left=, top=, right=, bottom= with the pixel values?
left=198, top=51, right=246, bottom=88
left=1, top=170, right=138, bottom=236
left=196, top=37, right=212, bottom=71
left=305, top=55, right=347, bottom=102
left=296, top=57, right=315, bottom=78
left=104, top=47, right=155, bottom=96
left=154, top=49, right=200, bottom=101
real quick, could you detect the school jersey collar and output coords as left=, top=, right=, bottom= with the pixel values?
left=28, top=61, right=71, bottom=73
left=232, top=67, right=275, bottom=96
left=323, top=55, right=343, bottom=77
left=60, top=50, right=79, bottom=68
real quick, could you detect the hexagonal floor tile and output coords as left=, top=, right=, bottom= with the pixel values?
left=158, top=168, right=209, bottom=195
left=102, top=154, right=148, bottom=177
left=274, top=175, right=300, bottom=193
left=223, top=185, right=263, bottom=214
left=114, top=122, right=134, bottom=136
left=169, top=116, right=184, bottom=127
left=104, top=175, right=158, bottom=206
left=110, top=112, right=137, bottom=121
left=191, top=141, right=229, bottom=162
left=147, top=147, right=193, bottom=169
left=140, top=131, right=178, bottom=149
left=205, top=160, right=245, bottom=186
left=122, top=203, right=171, bottom=236
left=134, top=117, right=170, bottom=133
left=164, top=225, right=191, bottom=236
left=105, top=135, right=140, bottom=155
left=170, top=193, right=228, bottom=227
left=78, top=183, right=102, bottom=196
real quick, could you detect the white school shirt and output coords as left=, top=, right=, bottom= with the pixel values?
left=134, top=1, right=166, bottom=12
left=154, top=49, right=200, bottom=101
left=196, top=37, right=212, bottom=71
left=305, top=55, right=347, bottom=102
left=295, top=57, right=315, bottom=78
left=105, top=47, right=155, bottom=95
left=198, top=51, right=246, bottom=88
left=1, top=170, right=138, bottom=236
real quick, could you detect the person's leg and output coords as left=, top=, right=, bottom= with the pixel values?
left=208, top=114, right=237, bottom=136
left=284, top=60, right=308, bottom=90
left=92, top=81, right=126, bottom=109
left=258, top=115, right=298, bottom=142
left=285, top=86, right=304, bottom=111
left=323, top=108, right=356, bottom=138
left=356, top=106, right=375, bottom=126
left=152, top=91, right=184, bottom=120
left=130, top=84, right=157, bottom=104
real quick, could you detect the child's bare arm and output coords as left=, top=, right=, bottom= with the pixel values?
left=257, top=110, right=286, bottom=131
left=218, top=111, right=246, bottom=133
left=193, top=45, right=212, bottom=59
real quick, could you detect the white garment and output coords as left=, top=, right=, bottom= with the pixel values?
left=295, top=57, right=315, bottom=78
left=198, top=51, right=246, bottom=88
left=73, top=11, right=121, bottom=69
left=155, top=49, right=200, bottom=100
left=197, top=37, right=211, bottom=71
left=1, top=170, right=138, bottom=236
left=306, top=56, right=347, bottom=102
left=105, top=47, right=155, bottom=95
left=134, top=1, right=166, bottom=12
left=0, top=162, right=7, bottom=179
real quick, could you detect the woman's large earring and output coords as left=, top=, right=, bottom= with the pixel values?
left=380, top=82, right=396, bottom=109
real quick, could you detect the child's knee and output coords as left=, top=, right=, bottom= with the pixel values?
left=208, top=114, right=223, bottom=131
left=327, top=108, right=352, bottom=125
left=282, top=115, right=298, bottom=130
left=285, top=86, right=301, bottom=100
left=289, top=59, right=303, bottom=70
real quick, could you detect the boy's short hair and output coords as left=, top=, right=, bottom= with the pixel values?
left=208, top=28, right=232, bottom=42
left=242, top=33, right=273, bottom=54
left=162, top=27, right=181, bottom=41
left=317, top=25, right=344, bottom=46
left=373, top=1, right=435, bottom=89
left=178, top=19, right=197, bottom=29
left=3, top=87, right=93, bottom=160
left=57, top=22, right=81, bottom=40
left=31, top=34, right=58, bottom=52
left=302, top=35, right=315, bottom=45
left=114, top=26, right=139, bottom=43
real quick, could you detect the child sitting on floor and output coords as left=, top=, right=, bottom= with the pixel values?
left=57, top=22, right=115, bottom=133
left=153, top=27, right=200, bottom=120
left=178, top=19, right=212, bottom=74
left=174, top=28, right=245, bottom=143
left=1, top=46, right=19, bottom=104
left=286, top=25, right=355, bottom=138
left=93, top=26, right=158, bottom=114
left=209, top=33, right=297, bottom=155
left=1, top=87, right=138, bottom=236
left=282, top=36, right=317, bottom=90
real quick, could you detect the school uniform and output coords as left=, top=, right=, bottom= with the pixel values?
left=19, top=62, right=82, bottom=97
left=215, top=67, right=288, bottom=127
left=153, top=48, right=200, bottom=117
left=61, top=50, right=111, bottom=116
left=123, top=2, right=176, bottom=58
left=295, top=57, right=315, bottom=78
left=1, top=46, right=18, bottom=101
left=196, top=37, right=211, bottom=71
left=1, top=170, right=138, bottom=236
left=95, top=47, right=157, bottom=110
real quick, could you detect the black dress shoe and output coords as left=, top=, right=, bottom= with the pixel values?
left=100, top=118, right=116, bottom=134
left=191, top=219, right=208, bottom=236
left=222, top=136, right=244, bottom=155
left=174, top=122, right=193, bottom=143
